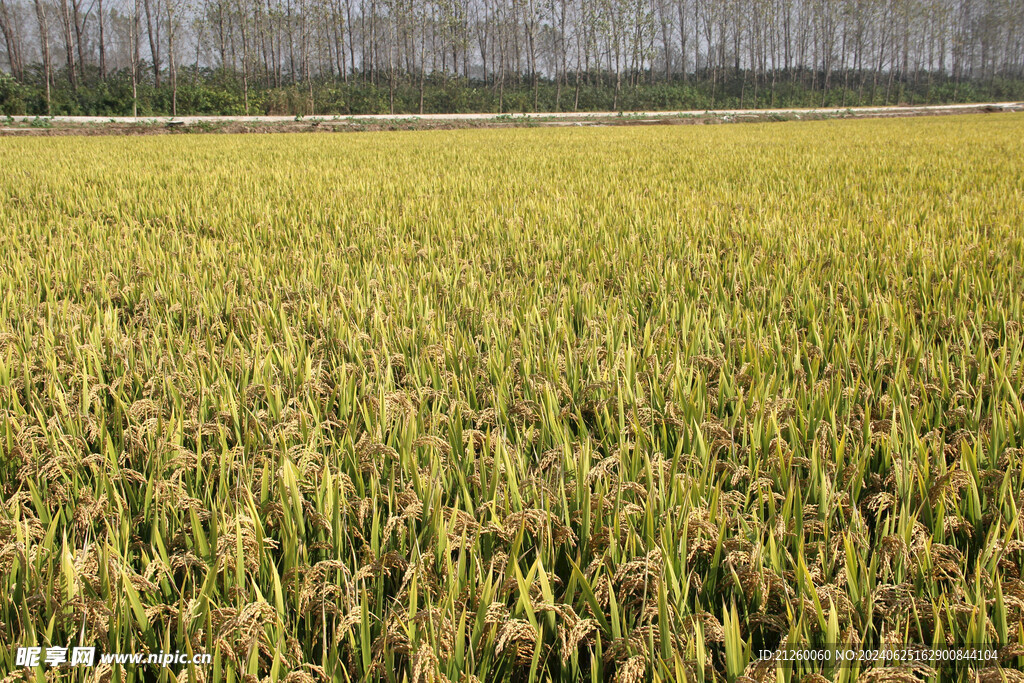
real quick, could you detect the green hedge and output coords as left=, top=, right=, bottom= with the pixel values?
left=4, top=66, right=1023, bottom=117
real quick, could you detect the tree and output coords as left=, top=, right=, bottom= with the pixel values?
left=0, top=0, right=25, bottom=79
left=33, top=0, right=51, bottom=111
left=0, top=0, right=1022, bottom=115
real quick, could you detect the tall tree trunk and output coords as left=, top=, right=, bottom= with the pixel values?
left=167, top=2, right=177, bottom=115
left=34, top=0, right=51, bottom=113
left=130, top=0, right=140, bottom=115
left=0, top=0, right=24, bottom=80
left=98, top=0, right=106, bottom=78
left=58, top=0, right=76, bottom=87
left=419, top=15, right=425, bottom=114
left=345, top=0, right=354, bottom=79
left=387, top=4, right=394, bottom=114
left=72, top=0, right=85, bottom=82
left=676, top=0, right=687, bottom=81
left=144, top=0, right=162, bottom=87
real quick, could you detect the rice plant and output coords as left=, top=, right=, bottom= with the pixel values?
left=1, top=114, right=1023, bottom=682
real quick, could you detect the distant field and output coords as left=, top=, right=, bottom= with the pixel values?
left=1, top=115, right=1023, bottom=682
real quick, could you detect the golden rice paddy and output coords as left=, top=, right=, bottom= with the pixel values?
left=1, top=114, right=1023, bottom=682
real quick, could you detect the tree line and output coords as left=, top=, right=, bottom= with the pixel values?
left=1, top=0, right=1023, bottom=116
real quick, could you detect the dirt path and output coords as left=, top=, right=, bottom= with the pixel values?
left=4, top=102, right=1021, bottom=136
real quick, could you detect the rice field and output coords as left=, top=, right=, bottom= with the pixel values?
left=1, top=114, right=1023, bottom=683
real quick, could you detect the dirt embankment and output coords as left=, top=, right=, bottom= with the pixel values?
left=2, top=102, right=1021, bottom=136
